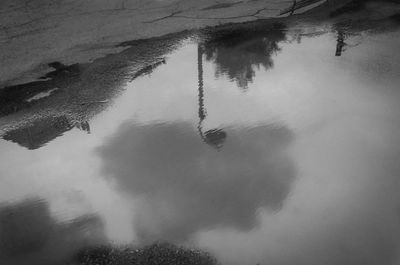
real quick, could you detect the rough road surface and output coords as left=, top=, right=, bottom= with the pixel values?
left=0, top=0, right=349, bottom=87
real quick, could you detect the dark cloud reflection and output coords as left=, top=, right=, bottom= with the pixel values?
left=0, top=198, right=105, bottom=265
left=98, top=122, right=295, bottom=243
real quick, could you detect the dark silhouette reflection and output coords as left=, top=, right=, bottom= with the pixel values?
left=72, top=243, right=218, bottom=265
left=75, top=121, right=91, bottom=134
left=0, top=32, right=188, bottom=149
left=330, top=14, right=400, bottom=57
left=335, top=30, right=346, bottom=56
left=201, top=23, right=286, bottom=90
left=2, top=116, right=92, bottom=150
left=97, top=122, right=295, bottom=243
left=0, top=198, right=105, bottom=265
left=197, top=44, right=227, bottom=149
left=280, top=0, right=400, bottom=57
left=2, top=116, right=73, bottom=150
left=321, top=0, right=400, bottom=56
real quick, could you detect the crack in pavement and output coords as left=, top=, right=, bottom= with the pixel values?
left=144, top=0, right=186, bottom=23
left=144, top=10, right=184, bottom=23
left=1, top=6, right=143, bottom=31
left=1, top=0, right=190, bottom=31
left=144, top=6, right=277, bottom=23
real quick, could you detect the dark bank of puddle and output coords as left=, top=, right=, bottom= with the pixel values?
left=1, top=1, right=400, bottom=265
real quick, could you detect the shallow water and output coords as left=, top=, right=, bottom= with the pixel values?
left=1, top=9, right=400, bottom=265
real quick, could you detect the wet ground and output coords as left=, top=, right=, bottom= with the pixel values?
left=1, top=1, right=400, bottom=265
left=0, top=0, right=352, bottom=88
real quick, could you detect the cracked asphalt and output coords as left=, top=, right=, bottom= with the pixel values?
left=0, top=0, right=349, bottom=87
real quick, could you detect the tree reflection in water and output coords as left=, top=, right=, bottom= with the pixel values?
left=201, top=23, right=287, bottom=90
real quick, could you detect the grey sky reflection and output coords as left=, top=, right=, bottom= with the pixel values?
left=97, top=122, right=294, bottom=243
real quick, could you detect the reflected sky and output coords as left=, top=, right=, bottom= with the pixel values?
left=97, top=122, right=294, bottom=243
left=1, top=4, right=400, bottom=264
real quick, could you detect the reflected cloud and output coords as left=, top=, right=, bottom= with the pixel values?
left=97, top=122, right=295, bottom=244
left=201, top=23, right=287, bottom=90
left=0, top=198, right=105, bottom=265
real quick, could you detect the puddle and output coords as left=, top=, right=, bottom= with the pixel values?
left=1, top=3, right=400, bottom=265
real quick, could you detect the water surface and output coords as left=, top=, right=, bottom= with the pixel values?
left=1, top=6, right=400, bottom=265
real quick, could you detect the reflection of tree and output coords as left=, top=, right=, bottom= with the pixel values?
left=202, top=24, right=286, bottom=90
left=0, top=198, right=105, bottom=265
left=97, top=122, right=295, bottom=244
